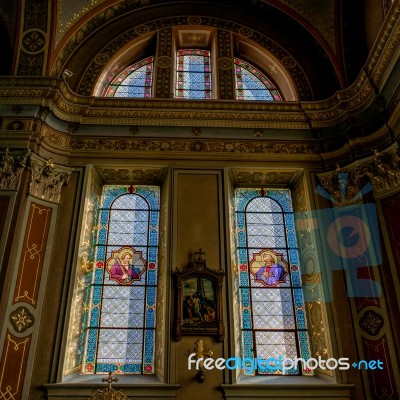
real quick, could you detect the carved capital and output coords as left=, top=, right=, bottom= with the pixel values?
left=0, top=148, right=29, bottom=190
left=318, top=147, right=400, bottom=203
left=28, top=154, right=72, bottom=203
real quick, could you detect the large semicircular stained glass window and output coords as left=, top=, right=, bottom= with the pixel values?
left=234, top=58, right=282, bottom=101
left=104, top=57, right=154, bottom=98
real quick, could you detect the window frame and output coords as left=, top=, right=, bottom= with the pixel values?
left=234, top=188, right=312, bottom=376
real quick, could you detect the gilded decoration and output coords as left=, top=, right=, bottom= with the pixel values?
left=22, top=30, right=46, bottom=54
left=359, top=309, right=384, bottom=337
left=13, top=203, right=52, bottom=306
left=94, top=53, right=109, bottom=65
left=0, top=332, right=31, bottom=400
left=0, top=74, right=392, bottom=129
left=155, top=28, right=173, bottom=98
left=17, top=0, right=49, bottom=76
left=0, top=148, right=29, bottom=191
left=41, top=127, right=70, bottom=148
left=96, top=167, right=166, bottom=183
left=318, top=147, right=400, bottom=201
left=231, top=168, right=303, bottom=186
left=5, top=120, right=25, bottom=130
left=218, top=57, right=233, bottom=70
left=70, top=137, right=321, bottom=155
left=28, top=154, right=72, bottom=203
left=9, top=306, right=34, bottom=333
left=89, top=372, right=128, bottom=400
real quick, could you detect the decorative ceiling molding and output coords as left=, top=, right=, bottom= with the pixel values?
left=230, top=168, right=303, bottom=187
left=96, top=166, right=167, bottom=184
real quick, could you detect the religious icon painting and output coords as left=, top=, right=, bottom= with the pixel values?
left=182, top=277, right=217, bottom=326
left=250, top=249, right=288, bottom=287
left=174, top=250, right=225, bottom=341
left=105, top=246, right=146, bottom=285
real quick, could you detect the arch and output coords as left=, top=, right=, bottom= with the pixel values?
left=53, top=1, right=342, bottom=100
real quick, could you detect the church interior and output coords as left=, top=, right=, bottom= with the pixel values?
left=0, top=0, right=400, bottom=399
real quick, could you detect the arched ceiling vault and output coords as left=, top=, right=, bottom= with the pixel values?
left=50, top=0, right=360, bottom=100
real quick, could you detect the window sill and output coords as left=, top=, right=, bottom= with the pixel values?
left=220, top=376, right=354, bottom=399
left=45, top=376, right=180, bottom=399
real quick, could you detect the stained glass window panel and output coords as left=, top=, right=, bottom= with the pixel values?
left=105, top=57, right=154, bottom=98
left=234, top=58, right=282, bottom=101
left=235, top=188, right=311, bottom=376
left=84, top=185, right=159, bottom=375
left=175, top=49, right=212, bottom=99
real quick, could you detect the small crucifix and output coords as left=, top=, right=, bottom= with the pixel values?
left=102, top=372, right=118, bottom=390
left=186, top=339, right=214, bottom=383
left=195, top=248, right=205, bottom=262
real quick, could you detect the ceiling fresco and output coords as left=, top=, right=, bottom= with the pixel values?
left=55, top=0, right=110, bottom=47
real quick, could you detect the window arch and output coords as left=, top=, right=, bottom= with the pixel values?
left=104, top=57, right=154, bottom=98
left=83, top=185, right=160, bottom=374
left=234, top=188, right=311, bottom=375
left=234, top=58, right=282, bottom=101
left=101, top=52, right=284, bottom=101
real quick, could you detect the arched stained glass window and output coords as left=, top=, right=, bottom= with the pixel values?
left=84, top=185, right=159, bottom=374
left=234, top=58, right=282, bottom=101
left=175, top=49, right=212, bottom=99
left=105, top=57, right=154, bottom=98
left=235, top=188, right=311, bottom=375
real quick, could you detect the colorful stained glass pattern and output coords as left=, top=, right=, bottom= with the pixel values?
left=235, top=188, right=311, bottom=375
left=84, top=185, right=159, bottom=374
left=234, top=58, right=282, bottom=101
left=105, top=57, right=154, bottom=98
left=176, top=49, right=212, bottom=99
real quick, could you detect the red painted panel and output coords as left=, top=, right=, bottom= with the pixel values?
left=13, top=202, right=52, bottom=307
left=362, top=335, right=398, bottom=399
left=381, top=192, right=400, bottom=282
left=0, top=330, right=31, bottom=400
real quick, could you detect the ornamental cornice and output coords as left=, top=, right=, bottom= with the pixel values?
left=0, top=73, right=385, bottom=130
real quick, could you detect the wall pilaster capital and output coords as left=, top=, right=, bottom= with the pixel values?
left=28, top=153, right=72, bottom=203
left=0, top=148, right=30, bottom=191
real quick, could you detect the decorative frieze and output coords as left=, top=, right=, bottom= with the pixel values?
left=0, top=148, right=29, bottom=191
left=70, top=137, right=320, bottom=155
left=28, top=154, right=72, bottom=203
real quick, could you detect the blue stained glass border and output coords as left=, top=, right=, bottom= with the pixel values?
left=234, top=188, right=311, bottom=375
left=84, top=185, right=160, bottom=375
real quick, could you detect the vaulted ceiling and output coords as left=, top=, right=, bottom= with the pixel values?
left=0, top=0, right=384, bottom=100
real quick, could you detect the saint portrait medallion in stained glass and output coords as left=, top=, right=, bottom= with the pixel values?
left=84, top=185, right=159, bottom=375
left=234, top=58, right=282, bottom=101
left=175, top=49, right=212, bottom=99
left=235, top=188, right=311, bottom=375
left=105, top=57, right=154, bottom=98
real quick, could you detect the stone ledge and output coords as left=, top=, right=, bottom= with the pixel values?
left=220, top=381, right=354, bottom=399
left=44, top=383, right=181, bottom=399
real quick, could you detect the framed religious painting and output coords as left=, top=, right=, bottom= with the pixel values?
left=174, top=250, right=225, bottom=341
